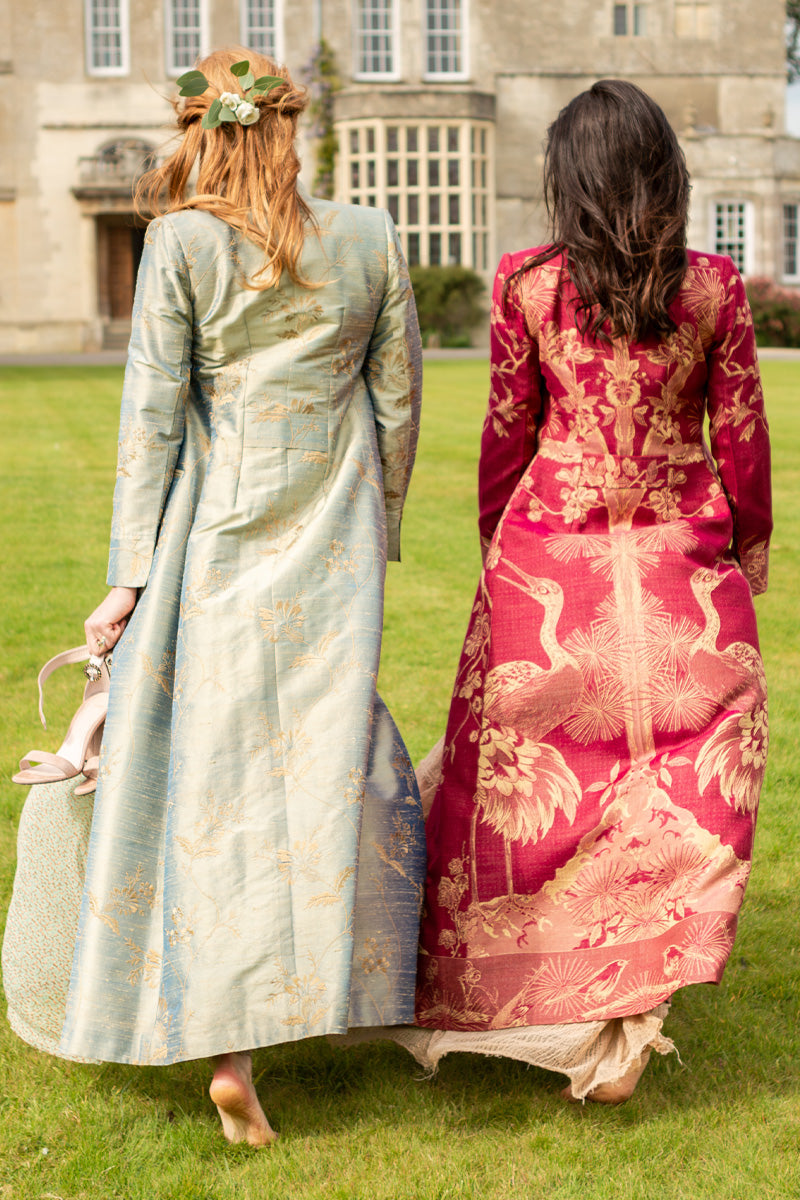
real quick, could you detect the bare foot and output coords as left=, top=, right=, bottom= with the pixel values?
left=561, top=1048, right=651, bottom=1105
left=209, top=1051, right=277, bottom=1147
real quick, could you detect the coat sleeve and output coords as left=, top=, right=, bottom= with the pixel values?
left=706, top=262, right=772, bottom=595
left=478, top=254, right=542, bottom=553
left=362, top=211, right=422, bottom=562
left=106, top=218, right=192, bottom=588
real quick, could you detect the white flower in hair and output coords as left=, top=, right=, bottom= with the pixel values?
left=177, top=60, right=284, bottom=130
left=235, top=101, right=259, bottom=125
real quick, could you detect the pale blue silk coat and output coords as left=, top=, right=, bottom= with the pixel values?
left=53, top=199, right=425, bottom=1064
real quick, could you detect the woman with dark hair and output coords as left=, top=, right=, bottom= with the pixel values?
left=410, top=79, right=771, bottom=1102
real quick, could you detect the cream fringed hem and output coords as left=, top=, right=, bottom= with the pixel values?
left=333, top=1004, right=675, bottom=1100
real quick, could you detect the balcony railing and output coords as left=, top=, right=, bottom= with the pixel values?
left=76, top=141, right=156, bottom=192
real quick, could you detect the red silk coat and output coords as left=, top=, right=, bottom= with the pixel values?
left=417, top=249, right=772, bottom=1029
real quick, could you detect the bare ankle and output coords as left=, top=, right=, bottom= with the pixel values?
left=209, top=1052, right=276, bottom=1147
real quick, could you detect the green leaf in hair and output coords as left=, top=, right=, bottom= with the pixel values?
left=201, top=98, right=222, bottom=129
left=230, top=60, right=250, bottom=76
left=251, top=75, right=284, bottom=95
left=176, top=70, right=210, bottom=97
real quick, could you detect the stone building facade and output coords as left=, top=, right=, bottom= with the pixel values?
left=2, top=0, right=800, bottom=351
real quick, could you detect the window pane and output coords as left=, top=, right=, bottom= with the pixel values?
left=613, top=4, right=627, bottom=35
left=340, top=118, right=491, bottom=277
left=714, top=202, right=747, bottom=272
left=356, top=0, right=394, bottom=74
left=425, top=0, right=463, bottom=75
left=784, top=204, right=798, bottom=276
left=242, top=0, right=276, bottom=56
left=633, top=4, right=645, bottom=35
left=88, top=0, right=125, bottom=71
left=169, top=0, right=202, bottom=70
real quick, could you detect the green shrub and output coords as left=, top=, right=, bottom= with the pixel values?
left=745, top=276, right=800, bottom=347
left=409, top=265, right=486, bottom=347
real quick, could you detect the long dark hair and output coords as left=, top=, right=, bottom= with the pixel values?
left=508, top=79, right=690, bottom=341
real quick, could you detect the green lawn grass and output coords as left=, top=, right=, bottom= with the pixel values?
left=0, top=361, right=798, bottom=1199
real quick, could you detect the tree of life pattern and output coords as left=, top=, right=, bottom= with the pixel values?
left=416, top=248, right=771, bottom=1031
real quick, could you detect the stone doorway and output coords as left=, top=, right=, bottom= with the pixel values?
left=96, top=214, right=146, bottom=348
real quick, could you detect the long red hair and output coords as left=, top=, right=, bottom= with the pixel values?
left=136, top=47, right=314, bottom=288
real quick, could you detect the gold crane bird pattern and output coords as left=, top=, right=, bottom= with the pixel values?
left=417, top=249, right=771, bottom=1031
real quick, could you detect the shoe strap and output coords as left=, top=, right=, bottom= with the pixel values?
left=36, top=646, right=111, bottom=729
left=17, top=750, right=80, bottom=776
left=82, top=754, right=100, bottom=780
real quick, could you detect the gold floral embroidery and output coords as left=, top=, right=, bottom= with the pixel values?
left=167, top=906, right=196, bottom=948
left=274, top=295, right=325, bottom=339
left=356, top=937, right=391, bottom=976
left=125, top=938, right=162, bottom=988
left=268, top=956, right=328, bottom=1029
left=182, top=566, right=233, bottom=619
left=140, top=650, right=176, bottom=697
left=305, top=868, right=357, bottom=910
left=174, top=793, right=245, bottom=862
left=116, top=423, right=160, bottom=478
left=476, top=726, right=580, bottom=846
left=88, top=865, right=156, bottom=936
left=259, top=594, right=306, bottom=643
left=322, top=540, right=359, bottom=576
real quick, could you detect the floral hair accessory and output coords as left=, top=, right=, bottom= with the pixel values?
left=176, top=60, right=284, bottom=129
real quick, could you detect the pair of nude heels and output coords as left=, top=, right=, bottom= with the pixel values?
left=12, top=646, right=111, bottom=796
